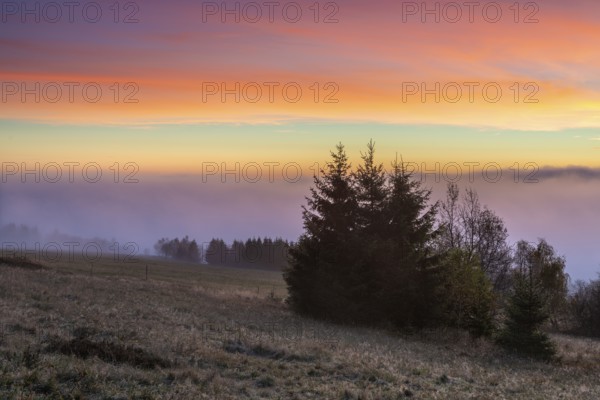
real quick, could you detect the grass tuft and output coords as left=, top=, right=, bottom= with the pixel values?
left=45, top=335, right=172, bottom=369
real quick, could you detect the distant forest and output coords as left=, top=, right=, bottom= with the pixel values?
left=154, top=236, right=290, bottom=270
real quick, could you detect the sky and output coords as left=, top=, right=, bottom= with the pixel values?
left=1, top=0, right=600, bottom=280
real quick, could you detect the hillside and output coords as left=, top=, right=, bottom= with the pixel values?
left=1, top=257, right=599, bottom=399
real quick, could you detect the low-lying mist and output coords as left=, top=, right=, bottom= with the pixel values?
left=1, top=169, right=598, bottom=280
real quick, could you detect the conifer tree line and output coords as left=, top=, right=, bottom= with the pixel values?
left=284, top=141, right=575, bottom=359
left=205, top=237, right=290, bottom=269
left=154, top=236, right=290, bottom=269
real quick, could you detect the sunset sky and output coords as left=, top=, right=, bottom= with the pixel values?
left=1, top=0, right=600, bottom=279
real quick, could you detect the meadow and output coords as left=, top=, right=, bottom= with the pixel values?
left=1, top=255, right=599, bottom=399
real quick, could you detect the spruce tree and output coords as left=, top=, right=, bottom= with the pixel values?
left=354, top=140, right=387, bottom=235
left=350, top=140, right=388, bottom=322
left=286, top=143, right=439, bottom=327
left=379, top=158, right=439, bottom=327
left=498, top=270, right=556, bottom=360
left=285, top=143, right=360, bottom=321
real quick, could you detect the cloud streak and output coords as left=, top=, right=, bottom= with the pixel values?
left=1, top=0, right=600, bottom=129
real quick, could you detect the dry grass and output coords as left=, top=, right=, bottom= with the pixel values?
left=1, top=257, right=600, bottom=399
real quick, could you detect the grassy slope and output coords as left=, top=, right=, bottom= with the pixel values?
left=1, top=257, right=600, bottom=399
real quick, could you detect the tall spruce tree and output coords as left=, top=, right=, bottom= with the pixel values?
left=285, top=143, right=361, bottom=321
left=354, top=140, right=387, bottom=235
left=350, top=140, right=388, bottom=322
left=380, top=158, right=440, bottom=327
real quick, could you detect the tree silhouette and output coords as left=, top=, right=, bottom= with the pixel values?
left=285, top=143, right=360, bottom=320
left=153, top=236, right=201, bottom=262
left=285, top=142, right=440, bottom=326
left=498, top=269, right=555, bottom=360
left=205, top=238, right=227, bottom=265
left=439, top=249, right=495, bottom=337
left=378, top=157, right=440, bottom=327
left=514, top=239, right=568, bottom=328
left=570, top=277, right=600, bottom=337
left=438, top=184, right=512, bottom=292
